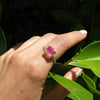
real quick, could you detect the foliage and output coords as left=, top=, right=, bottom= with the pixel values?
left=48, top=41, right=100, bottom=100
left=69, top=41, right=100, bottom=77
left=0, top=0, right=100, bottom=100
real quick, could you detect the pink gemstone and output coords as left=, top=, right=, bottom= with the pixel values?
left=44, top=46, right=56, bottom=58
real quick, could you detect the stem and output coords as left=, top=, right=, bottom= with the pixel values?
left=52, top=52, right=80, bottom=72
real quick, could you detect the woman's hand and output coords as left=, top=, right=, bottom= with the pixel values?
left=0, top=30, right=87, bottom=100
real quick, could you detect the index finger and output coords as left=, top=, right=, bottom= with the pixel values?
left=28, top=30, right=87, bottom=78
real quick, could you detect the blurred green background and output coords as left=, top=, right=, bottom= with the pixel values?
left=0, top=0, right=100, bottom=62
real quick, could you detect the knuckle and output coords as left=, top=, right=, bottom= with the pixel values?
left=10, top=52, right=26, bottom=64
left=26, top=61, right=39, bottom=76
left=26, top=61, right=45, bottom=82
left=46, top=33, right=56, bottom=36
left=32, top=36, right=40, bottom=39
left=0, top=52, right=13, bottom=64
left=0, top=55, right=4, bottom=60
left=28, top=60, right=39, bottom=69
left=35, top=36, right=41, bottom=38
left=54, top=35, right=67, bottom=47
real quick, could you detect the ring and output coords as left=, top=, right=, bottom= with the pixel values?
left=43, top=46, right=56, bottom=63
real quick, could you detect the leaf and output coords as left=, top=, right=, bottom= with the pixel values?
left=82, top=72, right=100, bottom=95
left=50, top=72, right=93, bottom=100
left=0, top=27, right=7, bottom=55
left=83, top=69, right=97, bottom=84
left=69, top=41, right=100, bottom=77
left=82, top=72, right=96, bottom=89
left=45, top=76, right=56, bottom=89
left=68, top=93, right=78, bottom=100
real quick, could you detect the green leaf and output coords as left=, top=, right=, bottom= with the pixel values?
left=0, top=27, right=7, bottom=55
left=82, top=72, right=100, bottom=95
left=68, top=93, right=78, bottom=100
left=82, top=72, right=96, bottom=89
left=50, top=72, right=93, bottom=100
left=69, top=41, right=100, bottom=77
left=83, top=69, right=97, bottom=84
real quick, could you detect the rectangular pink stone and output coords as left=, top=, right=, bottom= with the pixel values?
left=44, top=46, right=56, bottom=58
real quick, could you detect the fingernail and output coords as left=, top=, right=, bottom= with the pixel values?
left=76, top=68, right=83, bottom=78
left=64, top=72, right=72, bottom=80
left=79, top=30, right=87, bottom=34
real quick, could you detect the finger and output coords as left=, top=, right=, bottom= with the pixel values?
left=41, top=67, right=83, bottom=100
left=15, top=36, right=40, bottom=51
left=30, top=30, right=87, bottom=76
left=1, top=36, right=40, bottom=57
left=48, top=30, right=87, bottom=59
left=1, top=43, right=22, bottom=57
left=16, top=33, right=57, bottom=60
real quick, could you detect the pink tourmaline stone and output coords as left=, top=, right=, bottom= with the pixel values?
left=44, top=46, right=56, bottom=58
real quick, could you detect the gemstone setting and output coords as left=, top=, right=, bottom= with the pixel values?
left=44, top=46, right=56, bottom=58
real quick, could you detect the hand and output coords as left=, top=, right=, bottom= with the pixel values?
left=0, top=30, right=87, bottom=100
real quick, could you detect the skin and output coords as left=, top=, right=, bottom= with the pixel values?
left=0, top=31, right=87, bottom=100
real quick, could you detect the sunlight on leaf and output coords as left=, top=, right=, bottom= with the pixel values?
left=69, top=41, right=100, bottom=77
left=50, top=72, right=93, bottom=100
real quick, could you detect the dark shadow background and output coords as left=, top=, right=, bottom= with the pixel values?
left=1, top=0, right=100, bottom=62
